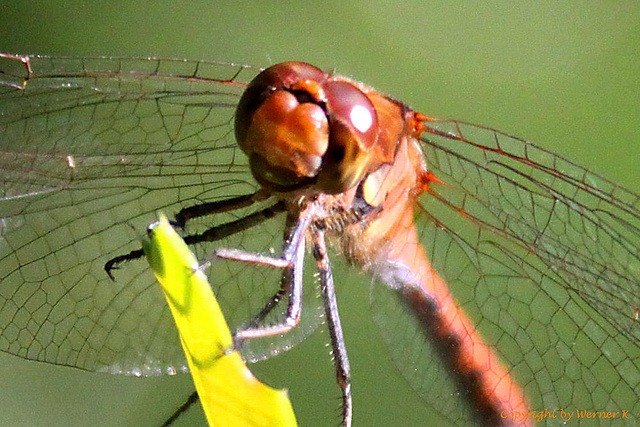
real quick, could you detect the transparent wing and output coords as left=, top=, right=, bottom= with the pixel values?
left=421, top=119, right=639, bottom=342
left=373, top=120, right=640, bottom=424
left=0, top=54, right=322, bottom=375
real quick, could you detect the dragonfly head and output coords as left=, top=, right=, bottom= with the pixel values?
left=235, top=61, right=380, bottom=194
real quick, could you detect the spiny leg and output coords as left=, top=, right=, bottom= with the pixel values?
left=219, top=203, right=315, bottom=341
left=104, top=200, right=286, bottom=279
left=173, top=192, right=267, bottom=228
left=311, top=228, right=352, bottom=427
left=160, top=392, right=199, bottom=427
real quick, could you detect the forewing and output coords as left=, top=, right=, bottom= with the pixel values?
left=0, top=54, right=291, bottom=375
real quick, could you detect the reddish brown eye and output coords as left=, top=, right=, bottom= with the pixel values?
left=323, top=80, right=378, bottom=150
left=235, top=62, right=330, bottom=191
left=235, top=62, right=327, bottom=148
left=235, top=61, right=381, bottom=194
left=316, top=80, right=379, bottom=193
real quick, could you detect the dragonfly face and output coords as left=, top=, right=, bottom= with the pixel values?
left=235, top=60, right=389, bottom=195
left=0, top=54, right=638, bottom=426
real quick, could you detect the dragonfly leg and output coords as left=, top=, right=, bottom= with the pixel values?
left=229, top=207, right=313, bottom=342
left=104, top=201, right=286, bottom=279
left=173, top=191, right=268, bottom=228
left=233, top=242, right=303, bottom=347
left=160, top=391, right=199, bottom=427
left=184, top=201, right=286, bottom=246
left=311, top=228, right=352, bottom=427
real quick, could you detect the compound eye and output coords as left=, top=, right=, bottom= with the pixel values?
left=316, top=80, right=379, bottom=193
left=235, top=62, right=327, bottom=147
left=234, top=62, right=330, bottom=191
left=323, top=80, right=378, bottom=151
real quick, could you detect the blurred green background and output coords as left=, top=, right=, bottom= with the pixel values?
left=1, top=1, right=639, bottom=426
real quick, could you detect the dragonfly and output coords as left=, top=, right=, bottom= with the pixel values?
left=0, top=53, right=638, bottom=426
